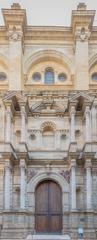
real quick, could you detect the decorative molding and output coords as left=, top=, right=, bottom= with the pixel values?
left=60, top=170, right=71, bottom=183
left=41, top=121, right=56, bottom=131
left=8, top=27, right=23, bottom=41
left=75, top=29, right=91, bottom=42
left=27, top=169, right=37, bottom=182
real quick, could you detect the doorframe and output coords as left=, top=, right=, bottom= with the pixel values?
left=27, top=171, right=70, bottom=232
left=35, top=179, right=62, bottom=233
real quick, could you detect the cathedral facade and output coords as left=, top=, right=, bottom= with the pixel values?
left=0, top=2, right=97, bottom=240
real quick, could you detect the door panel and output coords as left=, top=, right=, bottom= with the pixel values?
left=50, top=215, right=62, bottom=232
left=35, top=182, right=48, bottom=213
left=35, top=180, right=62, bottom=233
left=36, top=215, right=48, bottom=233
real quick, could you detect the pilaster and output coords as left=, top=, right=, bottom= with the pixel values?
left=4, top=101, right=13, bottom=143
left=85, top=106, right=91, bottom=142
left=85, top=159, right=92, bottom=210
left=2, top=3, right=27, bottom=90
left=70, top=105, right=76, bottom=143
left=72, top=3, right=95, bottom=90
left=20, top=103, right=27, bottom=143
left=70, top=159, right=76, bottom=210
left=20, top=159, right=26, bottom=210
left=4, top=159, right=12, bottom=210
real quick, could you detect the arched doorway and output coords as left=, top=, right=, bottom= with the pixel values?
left=35, top=180, right=62, bottom=233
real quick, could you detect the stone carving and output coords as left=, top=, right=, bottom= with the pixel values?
left=8, top=27, right=23, bottom=41
left=30, top=99, right=67, bottom=115
left=60, top=170, right=71, bottom=183
left=75, top=28, right=91, bottom=42
left=41, top=121, right=56, bottom=131
left=27, top=169, right=37, bottom=182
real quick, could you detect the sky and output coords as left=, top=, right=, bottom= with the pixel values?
left=0, top=0, right=97, bottom=26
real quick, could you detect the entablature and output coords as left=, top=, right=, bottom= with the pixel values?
left=0, top=3, right=97, bottom=44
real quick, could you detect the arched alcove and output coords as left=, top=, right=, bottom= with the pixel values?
left=27, top=171, right=70, bottom=235
left=24, top=50, right=74, bottom=75
left=41, top=121, right=56, bottom=149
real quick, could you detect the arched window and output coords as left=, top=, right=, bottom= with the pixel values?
left=45, top=68, right=54, bottom=84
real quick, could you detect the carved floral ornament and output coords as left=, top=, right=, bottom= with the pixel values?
left=41, top=121, right=56, bottom=132
left=60, top=170, right=71, bottom=183
left=7, top=26, right=23, bottom=41
left=27, top=169, right=71, bottom=184
left=27, top=169, right=37, bottom=183
left=75, top=28, right=91, bottom=42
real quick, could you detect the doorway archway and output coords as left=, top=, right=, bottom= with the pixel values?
left=35, top=180, right=62, bottom=233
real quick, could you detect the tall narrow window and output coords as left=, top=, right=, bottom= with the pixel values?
left=45, top=68, right=54, bottom=84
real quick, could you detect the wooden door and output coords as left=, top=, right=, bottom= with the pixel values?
left=35, top=180, right=62, bottom=233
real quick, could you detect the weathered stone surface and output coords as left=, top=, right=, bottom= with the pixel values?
left=0, top=2, right=97, bottom=240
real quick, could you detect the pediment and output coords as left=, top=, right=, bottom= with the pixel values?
left=69, top=91, right=94, bottom=103
left=3, top=91, right=27, bottom=111
left=30, top=100, right=68, bottom=114
left=3, top=91, right=26, bottom=103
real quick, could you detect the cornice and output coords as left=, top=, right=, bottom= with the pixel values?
left=0, top=4, right=97, bottom=44
left=0, top=26, right=73, bottom=42
left=0, top=23, right=97, bottom=43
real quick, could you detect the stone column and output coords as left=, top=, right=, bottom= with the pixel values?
left=75, top=29, right=90, bottom=90
left=4, top=159, right=11, bottom=209
left=2, top=3, right=27, bottom=90
left=70, top=106, right=76, bottom=143
left=85, top=106, right=91, bottom=142
left=8, top=29, right=23, bottom=90
left=37, top=130, right=42, bottom=149
left=91, top=105, right=97, bottom=141
left=20, top=159, right=26, bottom=209
left=85, top=159, right=92, bottom=210
left=55, top=131, right=60, bottom=149
left=5, top=105, right=12, bottom=142
left=21, top=105, right=26, bottom=143
left=71, top=160, right=76, bottom=210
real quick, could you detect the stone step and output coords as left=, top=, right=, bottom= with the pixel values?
left=26, top=234, right=71, bottom=240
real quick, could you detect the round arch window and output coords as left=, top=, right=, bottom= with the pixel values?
left=0, top=72, right=7, bottom=81
left=91, top=72, right=97, bottom=81
left=32, top=72, right=41, bottom=81
left=58, top=73, right=67, bottom=82
left=45, top=68, right=54, bottom=84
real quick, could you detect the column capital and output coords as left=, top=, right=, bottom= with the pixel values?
left=8, top=28, right=23, bottom=42
left=70, top=159, right=76, bottom=168
left=20, top=159, right=26, bottom=169
left=5, top=159, right=11, bottom=170
left=20, top=104, right=26, bottom=112
left=85, top=105, right=90, bottom=114
left=75, top=28, right=91, bottom=42
left=20, top=103, right=28, bottom=120
left=85, top=159, right=92, bottom=169
left=70, top=105, right=76, bottom=115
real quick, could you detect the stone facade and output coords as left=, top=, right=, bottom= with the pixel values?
left=0, top=2, right=97, bottom=240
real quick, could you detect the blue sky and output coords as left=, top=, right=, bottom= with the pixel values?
left=0, top=0, right=97, bottom=26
